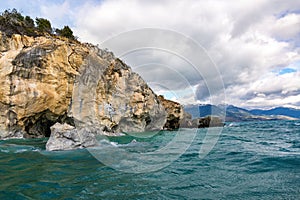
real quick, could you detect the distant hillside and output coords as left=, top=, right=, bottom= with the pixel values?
left=184, top=104, right=225, bottom=118
left=184, top=104, right=300, bottom=122
left=250, top=107, right=300, bottom=119
left=184, top=104, right=253, bottom=121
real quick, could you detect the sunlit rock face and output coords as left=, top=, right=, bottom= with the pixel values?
left=0, top=32, right=84, bottom=139
left=0, top=31, right=173, bottom=144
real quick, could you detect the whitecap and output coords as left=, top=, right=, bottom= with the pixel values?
left=110, top=142, right=119, bottom=147
left=226, top=123, right=238, bottom=127
left=0, top=144, right=41, bottom=153
left=0, top=149, right=9, bottom=153
left=15, top=149, right=29, bottom=153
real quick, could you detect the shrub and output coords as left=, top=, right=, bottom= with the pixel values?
left=35, top=18, right=52, bottom=34
left=56, top=25, right=75, bottom=40
left=24, top=16, right=34, bottom=28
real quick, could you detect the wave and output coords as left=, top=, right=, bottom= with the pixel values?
left=226, top=123, right=238, bottom=127
left=98, top=139, right=143, bottom=147
left=0, top=144, right=41, bottom=153
left=294, top=122, right=300, bottom=126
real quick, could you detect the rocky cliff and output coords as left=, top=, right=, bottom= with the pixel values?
left=158, top=95, right=190, bottom=130
left=0, top=31, right=191, bottom=149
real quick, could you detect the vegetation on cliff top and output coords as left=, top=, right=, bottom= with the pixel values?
left=0, top=8, right=76, bottom=40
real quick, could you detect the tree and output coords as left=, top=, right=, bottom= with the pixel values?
left=6, top=8, right=24, bottom=22
left=35, top=17, right=52, bottom=34
left=0, top=9, right=35, bottom=36
left=0, top=9, right=24, bottom=26
left=56, top=25, right=75, bottom=40
left=0, top=9, right=76, bottom=39
left=24, top=16, right=34, bottom=28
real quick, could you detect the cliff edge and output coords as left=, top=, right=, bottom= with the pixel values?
left=0, top=31, right=192, bottom=149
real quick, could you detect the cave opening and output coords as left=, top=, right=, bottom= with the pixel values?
left=23, top=110, right=74, bottom=138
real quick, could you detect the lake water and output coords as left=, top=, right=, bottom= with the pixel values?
left=1, top=120, right=299, bottom=199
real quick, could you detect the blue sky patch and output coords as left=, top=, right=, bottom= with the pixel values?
left=278, top=68, right=297, bottom=75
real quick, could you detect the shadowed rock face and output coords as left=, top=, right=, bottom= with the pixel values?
left=158, top=95, right=185, bottom=130
left=0, top=31, right=170, bottom=145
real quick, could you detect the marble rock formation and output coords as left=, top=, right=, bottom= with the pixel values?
left=0, top=32, right=186, bottom=150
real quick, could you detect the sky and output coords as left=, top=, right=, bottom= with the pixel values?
left=1, top=0, right=300, bottom=109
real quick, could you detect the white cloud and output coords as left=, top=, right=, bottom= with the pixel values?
left=39, top=0, right=73, bottom=28
left=224, top=71, right=300, bottom=108
left=271, top=13, right=300, bottom=40
left=3, top=0, right=299, bottom=109
left=69, top=0, right=300, bottom=108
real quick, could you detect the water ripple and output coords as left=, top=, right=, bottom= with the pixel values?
left=0, top=121, right=300, bottom=199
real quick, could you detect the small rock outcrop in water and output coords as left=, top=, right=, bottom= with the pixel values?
left=46, top=123, right=98, bottom=151
left=184, top=116, right=225, bottom=128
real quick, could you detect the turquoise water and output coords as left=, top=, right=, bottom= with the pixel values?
left=1, top=121, right=300, bottom=199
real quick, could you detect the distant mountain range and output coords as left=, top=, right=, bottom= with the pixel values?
left=249, top=107, right=300, bottom=119
left=183, top=104, right=300, bottom=122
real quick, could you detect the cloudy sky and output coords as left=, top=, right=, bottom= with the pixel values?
left=1, top=0, right=300, bottom=109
